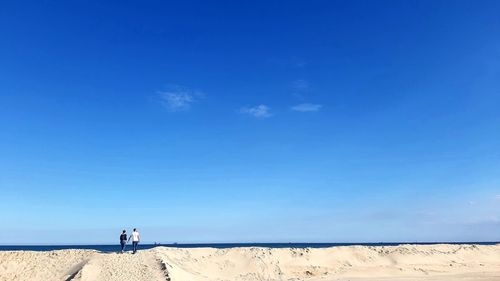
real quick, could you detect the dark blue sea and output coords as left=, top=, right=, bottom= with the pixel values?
left=0, top=242, right=497, bottom=252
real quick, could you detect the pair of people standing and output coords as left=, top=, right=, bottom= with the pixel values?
left=119, top=228, right=141, bottom=254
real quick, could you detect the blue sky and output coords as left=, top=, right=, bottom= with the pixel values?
left=1, top=0, right=499, bottom=244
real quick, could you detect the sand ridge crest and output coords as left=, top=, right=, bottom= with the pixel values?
left=0, top=244, right=499, bottom=281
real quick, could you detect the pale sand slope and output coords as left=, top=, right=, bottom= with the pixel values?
left=1, top=244, right=499, bottom=281
left=72, top=251, right=168, bottom=281
left=0, top=249, right=96, bottom=281
left=156, top=244, right=500, bottom=281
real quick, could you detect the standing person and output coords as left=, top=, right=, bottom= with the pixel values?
left=128, top=228, right=140, bottom=254
left=119, top=230, right=127, bottom=253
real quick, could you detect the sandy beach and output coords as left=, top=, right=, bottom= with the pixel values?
left=1, top=244, right=499, bottom=281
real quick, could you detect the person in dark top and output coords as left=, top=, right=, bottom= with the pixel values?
left=119, top=230, right=127, bottom=253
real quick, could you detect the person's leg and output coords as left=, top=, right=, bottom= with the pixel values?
left=120, top=241, right=125, bottom=252
left=133, top=242, right=137, bottom=253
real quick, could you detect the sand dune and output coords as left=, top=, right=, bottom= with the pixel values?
left=0, top=244, right=499, bottom=281
left=155, top=244, right=500, bottom=281
left=0, top=249, right=95, bottom=281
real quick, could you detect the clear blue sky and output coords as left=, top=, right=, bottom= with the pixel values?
left=1, top=0, right=499, bottom=244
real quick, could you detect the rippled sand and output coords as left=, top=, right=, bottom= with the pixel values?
left=1, top=244, right=499, bottom=281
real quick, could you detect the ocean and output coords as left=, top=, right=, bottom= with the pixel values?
left=0, top=242, right=498, bottom=252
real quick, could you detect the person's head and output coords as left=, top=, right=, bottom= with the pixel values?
left=133, top=228, right=137, bottom=232
left=122, top=230, right=126, bottom=233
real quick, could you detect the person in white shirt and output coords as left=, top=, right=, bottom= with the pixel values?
left=128, top=228, right=141, bottom=254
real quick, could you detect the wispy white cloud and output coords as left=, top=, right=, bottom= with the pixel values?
left=159, top=85, right=203, bottom=112
left=291, top=103, right=322, bottom=112
left=240, top=104, right=272, bottom=118
left=291, top=56, right=307, bottom=68
left=162, top=92, right=193, bottom=111
left=292, top=79, right=309, bottom=90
